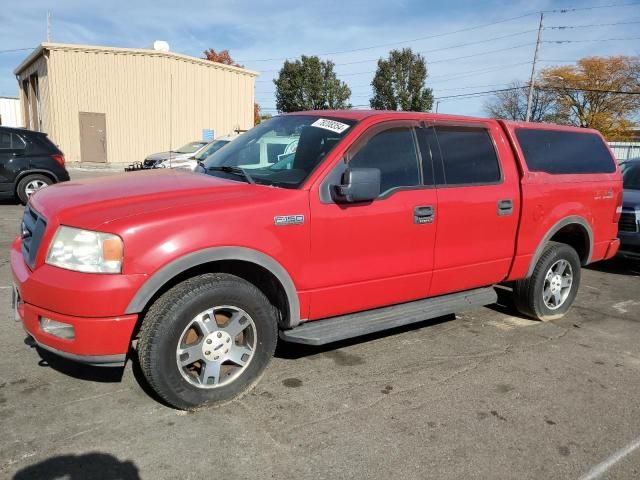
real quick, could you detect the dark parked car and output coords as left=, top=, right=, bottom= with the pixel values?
left=0, top=126, right=69, bottom=204
left=619, top=158, right=640, bottom=258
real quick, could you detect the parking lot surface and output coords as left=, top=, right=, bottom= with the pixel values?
left=1, top=169, right=640, bottom=479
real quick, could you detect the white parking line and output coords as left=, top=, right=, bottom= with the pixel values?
left=578, top=435, right=640, bottom=480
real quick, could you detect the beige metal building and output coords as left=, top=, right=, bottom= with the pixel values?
left=14, top=43, right=258, bottom=166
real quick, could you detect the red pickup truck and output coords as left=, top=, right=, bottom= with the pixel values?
left=11, top=111, right=622, bottom=409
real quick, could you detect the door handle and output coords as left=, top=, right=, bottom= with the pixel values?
left=497, top=199, right=513, bottom=216
left=414, top=205, right=435, bottom=224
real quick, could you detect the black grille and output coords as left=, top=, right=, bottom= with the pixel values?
left=143, top=159, right=158, bottom=167
left=21, top=206, right=47, bottom=269
left=619, top=212, right=639, bottom=233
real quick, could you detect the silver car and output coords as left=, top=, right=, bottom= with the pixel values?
left=143, top=141, right=208, bottom=168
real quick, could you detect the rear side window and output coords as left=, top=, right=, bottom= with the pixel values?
left=515, top=129, right=616, bottom=174
left=434, top=126, right=501, bottom=185
left=0, top=132, right=26, bottom=150
left=349, top=127, right=421, bottom=195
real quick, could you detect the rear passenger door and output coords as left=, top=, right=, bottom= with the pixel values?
left=422, top=122, right=521, bottom=296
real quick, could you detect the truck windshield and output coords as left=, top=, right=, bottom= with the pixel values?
left=202, top=115, right=356, bottom=188
left=623, top=163, right=640, bottom=190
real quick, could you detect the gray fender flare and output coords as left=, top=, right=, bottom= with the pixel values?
left=526, top=215, right=593, bottom=277
left=125, top=247, right=301, bottom=327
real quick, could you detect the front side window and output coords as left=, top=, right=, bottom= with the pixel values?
left=434, top=126, right=501, bottom=185
left=349, top=127, right=421, bottom=195
left=203, top=115, right=356, bottom=188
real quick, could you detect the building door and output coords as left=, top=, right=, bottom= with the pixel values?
left=79, top=112, right=107, bottom=163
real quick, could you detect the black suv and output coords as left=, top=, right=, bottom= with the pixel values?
left=0, top=126, right=69, bottom=204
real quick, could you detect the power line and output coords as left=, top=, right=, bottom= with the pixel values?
left=0, top=47, right=34, bottom=54
left=258, top=31, right=537, bottom=73
left=547, top=20, right=640, bottom=29
left=544, top=36, right=640, bottom=44
left=238, top=11, right=540, bottom=63
left=242, top=2, right=640, bottom=64
left=544, top=1, right=640, bottom=13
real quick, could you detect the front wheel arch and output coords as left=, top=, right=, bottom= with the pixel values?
left=126, top=247, right=301, bottom=329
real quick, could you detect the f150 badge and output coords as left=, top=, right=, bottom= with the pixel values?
left=274, top=215, right=304, bottom=226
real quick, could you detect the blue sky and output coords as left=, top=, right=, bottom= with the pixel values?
left=1, top=0, right=638, bottom=117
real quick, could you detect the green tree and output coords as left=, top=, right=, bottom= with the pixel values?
left=370, top=48, right=434, bottom=111
left=274, top=55, right=351, bottom=112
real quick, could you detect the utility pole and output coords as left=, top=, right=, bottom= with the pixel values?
left=525, top=11, right=543, bottom=122
left=47, top=11, right=51, bottom=42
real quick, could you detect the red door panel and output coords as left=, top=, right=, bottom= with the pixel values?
left=308, top=189, right=437, bottom=319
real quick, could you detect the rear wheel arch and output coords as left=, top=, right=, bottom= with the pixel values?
left=527, top=216, right=593, bottom=278
left=126, top=247, right=301, bottom=329
left=14, top=169, right=58, bottom=187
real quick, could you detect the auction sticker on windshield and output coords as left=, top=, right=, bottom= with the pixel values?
left=311, top=118, right=350, bottom=134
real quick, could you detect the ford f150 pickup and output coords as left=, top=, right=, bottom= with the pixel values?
left=11, top=111, right=622, bottom=409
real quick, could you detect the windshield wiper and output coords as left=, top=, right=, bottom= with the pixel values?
left=207, top=166, right=255, bottom=184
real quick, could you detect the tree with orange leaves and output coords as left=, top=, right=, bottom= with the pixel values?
left=539, top=56, right=640, bottom=140
left=203, top=49, right=243, bottom=68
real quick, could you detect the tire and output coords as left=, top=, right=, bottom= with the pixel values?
left=513, top=241, right=581, bottom=321
left=17, top=174, right=53, bottom=204
left=137, top=273, right=278, bottom=410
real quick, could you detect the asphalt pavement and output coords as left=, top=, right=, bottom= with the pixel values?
left=1, top=169, right=639, bottom=479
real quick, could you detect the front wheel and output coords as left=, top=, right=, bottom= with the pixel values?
left=513, top=241, right=581, bottom=321
left=137, top=273, right=278, bottom=410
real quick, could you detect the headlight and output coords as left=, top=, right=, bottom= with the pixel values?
left=46, top=226, right=123, bottom=273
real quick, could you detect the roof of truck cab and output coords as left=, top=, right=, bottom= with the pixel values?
left=287, top=109, right=493, bottom=123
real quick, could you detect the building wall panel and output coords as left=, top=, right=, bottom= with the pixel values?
left=20, top=44, right=257, bottom=165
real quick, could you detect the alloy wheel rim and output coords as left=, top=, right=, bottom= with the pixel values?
left=175, top=305, right=256, bottom=389
left=24, top=180, right=48, bottom=196
left=542, top=259, right=573, bottom=310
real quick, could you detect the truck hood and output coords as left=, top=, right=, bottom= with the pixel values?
left=29, top=169, right=263, bottom=229
left=623, top=189, right=640, bottom=210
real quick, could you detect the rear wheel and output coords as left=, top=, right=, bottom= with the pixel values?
left=17, top=174, right=53, bottom=204
left=137, top=273, right=278, bottom=410
left=513, top=241, right=581, bottom=321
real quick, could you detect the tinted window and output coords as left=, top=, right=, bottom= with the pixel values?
left=350, top=127, right=421, bottom=195
left=515, top=129, right=616, bottom=174
left=623, top=163, right=640, bottom=190
left=0, top=132, right=25, bottom=150
left=435, top=126, right=501, bottom=185
left=0, top=132, right=10, bottom=149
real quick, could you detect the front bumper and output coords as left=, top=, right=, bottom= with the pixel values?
left=11, top=238, right=141, bottom=366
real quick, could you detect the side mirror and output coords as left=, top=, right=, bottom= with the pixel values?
left=331, top=167, right=381, bottom=204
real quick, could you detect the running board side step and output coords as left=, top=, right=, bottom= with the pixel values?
left=280, top=287, right=497, bottom=346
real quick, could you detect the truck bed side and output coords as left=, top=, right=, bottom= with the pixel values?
left=498, top=120, right=622, bottom=281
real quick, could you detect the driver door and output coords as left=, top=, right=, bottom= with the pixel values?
left=306, top=121, right=438, bottom=320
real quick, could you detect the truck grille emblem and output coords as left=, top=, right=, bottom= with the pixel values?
left=274, top=215, right=304, bottom=226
